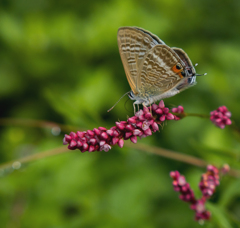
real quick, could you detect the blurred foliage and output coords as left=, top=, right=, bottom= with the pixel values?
left=0, top=0, right=240, bottom=227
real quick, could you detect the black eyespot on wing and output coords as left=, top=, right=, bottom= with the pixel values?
left=176, top=64, right=181, bottom=70
left=181, top=71, right=186, bottom=77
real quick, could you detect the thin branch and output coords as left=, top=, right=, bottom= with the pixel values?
left=126, top=142, right=208, bottom=167
left=0, top=118, right=80, bottom=132
left=0, top=143, right=239, bottom=178
left=0, top=146, right=68, bottom=170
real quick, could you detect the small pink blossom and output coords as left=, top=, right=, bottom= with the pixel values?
left=199, top=165, right=220, bottom=198
left=171, top=105, right=185, bottom=120
left=210, top=106, right=232, bottom=129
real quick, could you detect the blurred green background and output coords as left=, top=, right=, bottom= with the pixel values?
left=0, top=0, right=240, bottom=227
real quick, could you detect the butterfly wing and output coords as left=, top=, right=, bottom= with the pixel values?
left=172, top=47, right=197, bottom=91
left=136, top=45, right=186, bottom=97
left=118, top=27, right=165, bottom=94
left=172, top=47, right=196, bottom=75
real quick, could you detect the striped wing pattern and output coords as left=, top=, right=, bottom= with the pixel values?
left=137, top=45, right=184, bottom=96
left=118, top=27, right=163, bottom=94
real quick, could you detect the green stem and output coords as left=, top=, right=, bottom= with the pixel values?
left=171, top=112, right=210, bottom=119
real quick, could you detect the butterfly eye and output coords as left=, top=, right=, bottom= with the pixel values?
left=188, top=76, right=196, bottom=84
left=181, top=71, right=186, bottom=77
left=176, top=64, right=182, bottom=70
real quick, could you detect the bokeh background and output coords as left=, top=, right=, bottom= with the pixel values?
left=0, top=0, right=240, bottom=227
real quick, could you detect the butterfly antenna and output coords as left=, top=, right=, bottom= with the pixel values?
left=107, top=91, right=131, bottom=112
left=196, top=73, right=207, bottom=76
left=194, top=63, right=207, bottom=76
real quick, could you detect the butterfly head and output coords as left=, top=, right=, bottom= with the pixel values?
left=176, top=63, right=207, bottom=91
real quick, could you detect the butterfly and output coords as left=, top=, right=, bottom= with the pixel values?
left=118, top=27, right=203, bottom=110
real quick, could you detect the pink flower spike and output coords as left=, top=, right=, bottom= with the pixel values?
left=63, top=100, right=185, bottom=153
left=210, top=106, right=232, bottom=129
left=170, top=165, right=221, bottom=222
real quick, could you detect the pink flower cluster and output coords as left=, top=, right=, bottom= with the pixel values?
left=63, top=100, right=182, bottom=152
left=171, top=105, right=184, bottom=120
left=210, top=106, right=232, bottom=129
left=170, top=165, right=222, bottom=221
left=199, top=165, right=219, bottom=198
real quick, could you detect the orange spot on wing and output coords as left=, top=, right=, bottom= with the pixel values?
left=172, top=65, right=184, bottom=78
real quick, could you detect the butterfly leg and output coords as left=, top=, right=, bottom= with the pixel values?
left=148, top=98, right=152, bottom=115
left=133, top=101, right=141, bottom=114
left=142, top=98, right=152, bottom=115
